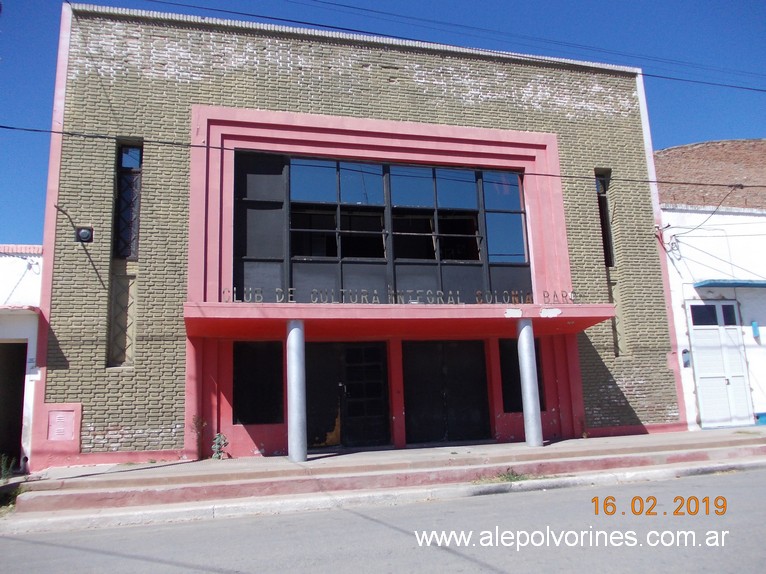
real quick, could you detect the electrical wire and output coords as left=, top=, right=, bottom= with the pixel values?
left=671, top=185, right=745, bottom=237
left=136, top=0, right=766, bottom=94
left=287, top=0, right=766, bottom=82
left=2, top=123, right=765, bottom=191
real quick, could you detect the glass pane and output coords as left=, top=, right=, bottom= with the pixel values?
left=120, top=146, right=142, bottom=169
left=439, top=213, right=479, bottom=261
left=340, top=162, right=384, bottom=205
left=483, top=171, right=521, bottom=211
left=291, top=231, right=337, bottom=257
left=436, top=168, right=477, bottom=209
left=390, top=165, right=434, bottom=207
left=690, top=305, right=718, bottom=326
left=341, top=233, right=385, bottom=258
left=291, top=209, right=335, bottom=230
left=290, top=158, right=337, bottom=203
left=486, top=212, right=526, bottom=263
left=722, top=305, right=737, bottom=326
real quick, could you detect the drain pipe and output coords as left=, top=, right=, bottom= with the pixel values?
left=518, top=318, right=543, bottom=447
left=287, top=320, right=307, bottom=462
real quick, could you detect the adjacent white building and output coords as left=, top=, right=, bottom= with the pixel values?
left=656, top=140, right=766, bottom=429
left=0, top=245, right=43, bottom=471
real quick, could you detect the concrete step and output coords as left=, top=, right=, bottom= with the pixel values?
left=13, top=441, right=766, bottom=513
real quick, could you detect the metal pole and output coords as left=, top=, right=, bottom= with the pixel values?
left=517, top=318, right=544, bottom=447
left=287, top=320, right=307, bottom=462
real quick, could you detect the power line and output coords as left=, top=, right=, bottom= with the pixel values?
left=2, top=123, right=764, bottom=191
left=140, top=0, right=414, bottom=39
left=672, top=186, right=745, bottom=238
left=138, top=0, right=766, bottom=94
left=288, top=0, right=766, bottom=82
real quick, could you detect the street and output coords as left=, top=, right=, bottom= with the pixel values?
left=1, top=467, right=764, bottom=573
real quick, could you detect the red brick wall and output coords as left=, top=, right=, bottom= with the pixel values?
left=655, top=139, right=766, bottom=208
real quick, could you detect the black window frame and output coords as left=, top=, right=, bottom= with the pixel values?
left=233, top=151, right=532, bottom=303
left=113, top=144, right=143, bottom=260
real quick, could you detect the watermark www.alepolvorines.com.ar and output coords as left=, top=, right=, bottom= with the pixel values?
left=414, top=526, right=730, bottom=550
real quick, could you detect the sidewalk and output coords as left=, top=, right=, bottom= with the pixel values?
left=2, top=426, right=765, bottom=533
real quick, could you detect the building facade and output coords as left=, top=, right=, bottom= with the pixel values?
left=656, top=139, right=766, bottom=429
left=0, top=244, right=43, bottom=472
left=30, top=3, right=680, bottom=470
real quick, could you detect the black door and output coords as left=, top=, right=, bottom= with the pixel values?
left=403, top=341, right=490, bottom=443
left=0, top=343, right=27, bottom=465
left=306, top=342, right=390, bottom=448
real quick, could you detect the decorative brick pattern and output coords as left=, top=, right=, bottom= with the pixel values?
left=46, top=6, right=677, bottom=452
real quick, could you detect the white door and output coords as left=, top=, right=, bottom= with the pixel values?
left=687, top=302, right=754, bottom=428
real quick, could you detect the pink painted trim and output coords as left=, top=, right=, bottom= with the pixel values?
left=28, top=402, right=81, bottom=472
left=565, top=334, right=586, bottom=437
left=387, top=340, right=406, bottom=448
left=185, top=302, right=614, bottom=322
left=187, top=109, right=209, bottom=302
left=183, top=337, right=202, bottom=460
left=31, top=3, right=73, bottom=471
left=31, top=450, right=188, bottom=473
left=585, top=422, right=688, bottom=438
left=0, top=306, right=41, bottom=315
left=0, top=245, right=43, bottom=255
left=485, top=337, right=503, bottom=439
left=188, top=106, right=575, bottom=306
left=551, top=335, right=574, bottom=438
left=656, top=243, right=687, bottom=428
left=637, top=75, right=687, bottom=429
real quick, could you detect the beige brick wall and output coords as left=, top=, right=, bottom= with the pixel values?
left=47, top=6, right=677, bottom=451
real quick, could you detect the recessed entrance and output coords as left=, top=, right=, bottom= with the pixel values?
left=403, top=340, right=490, bottom=443
left=306, top=342, right=390, bottom=448
left=0, top=343, right=27, bottom=465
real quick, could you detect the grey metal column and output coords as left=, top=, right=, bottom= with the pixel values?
left=287, top=320, right=307, bottom=462
left=517, top=318, right=544, bottom=447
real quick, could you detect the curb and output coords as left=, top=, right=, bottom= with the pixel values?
left=2, top=457, right=765, bottom=534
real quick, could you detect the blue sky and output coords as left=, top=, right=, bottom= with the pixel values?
left=0, top=0, right=764, bottom=245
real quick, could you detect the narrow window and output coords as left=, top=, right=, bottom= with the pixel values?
left=595, top=169, right=615, bottom=268
left=108, top=273, right=136, bottom=367
left=114, top=145, right=142, bottom=260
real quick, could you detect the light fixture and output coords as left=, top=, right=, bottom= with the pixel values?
left=75, top=226, right=94, bottom=243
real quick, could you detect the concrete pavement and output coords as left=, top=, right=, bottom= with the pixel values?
left=2, top=426, right=765, bottom=533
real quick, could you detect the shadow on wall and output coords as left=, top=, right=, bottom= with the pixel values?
left=577, top=333, right=645, bottom=433
left=43, top=323, right=69, bottom=371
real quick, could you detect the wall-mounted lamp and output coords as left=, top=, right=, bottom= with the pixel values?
left=75, top=226, right=94, bottom=243
left=753, top=321, right=761, bottom=339
left=681, top=349, right=691, bottom=368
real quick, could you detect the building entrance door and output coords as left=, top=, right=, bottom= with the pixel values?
left=306, top=342, right=390, bottom=448
left=687, top=302, right=754, bottom=427
left=0, top=343, right=27, bottom=466
left=403, top=340, right=490, bottom=443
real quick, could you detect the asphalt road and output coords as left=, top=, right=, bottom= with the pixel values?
left=1, top=467, right=763, bottom=573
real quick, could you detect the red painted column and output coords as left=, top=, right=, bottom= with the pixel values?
left=200, top=338, right=220, bottom=458
left=552, top=335, right=574, bottom=439
left=388, top=339, right=406, bottom=448
left=485, top=337, right=504, bottom=440
left=183, top=336, right=203, bottom=460
left=565, top=334, right=587, bottom=437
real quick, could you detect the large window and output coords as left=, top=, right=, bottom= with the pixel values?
left=233, top=152, right=532, bottom=303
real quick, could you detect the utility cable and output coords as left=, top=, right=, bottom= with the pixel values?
left=3, top=123, right=766, bottom=191
left=137, top=0, right=766, bottom=94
